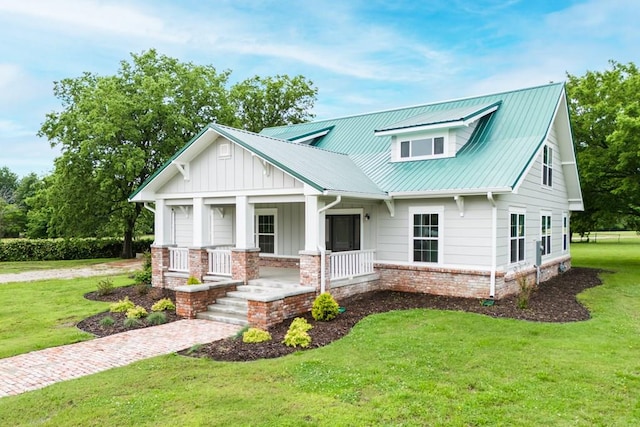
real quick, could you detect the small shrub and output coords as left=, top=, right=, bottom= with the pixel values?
left=99, top=315, right=115, bottom=327
left=147, top=311, right=167, bottom=325
left=109, top=296, right=135, bottom=313
left=123, top=317, right=142, bottom=328
left=186, top=276, right=201, bottom=285
left=96, top=278, right=114, bottom=296
left=126, top=305, right=148, bottom=319
left=141, top=250, right=152, bottom=270
left=516, top=273, right=536, bottom=309
left=148, top=287, right=164, bottom=300
left=135, top=283, right=150, bottom=296
left=242, top=328, right=272, bottom=343
left=311, top=292, right=340, bottom=321
left=134, top=269, right=152, bottom=286
left=151, top=298, right=175, bottom=312
left=283, top=317, right=313, bottom=348
left=234, top=325, right=250, bottom=340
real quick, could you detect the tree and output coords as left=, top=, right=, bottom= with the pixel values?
left=0, top=166, right=18, bottom=203
left=230, top=75, right=317, bottom=132
left=39, top=49, right=317, bottom=257
left=566, top=61, right=640, bottom=233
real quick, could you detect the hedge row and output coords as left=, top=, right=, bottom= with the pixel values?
left=0, top=238, right=153, bottom=262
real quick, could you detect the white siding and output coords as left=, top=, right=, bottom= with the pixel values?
left=255, top=203, right=304, bottom=256
left=172, top=206, right=192, bottom=247
left=211, top=206, right=235, bottom=246
left=453, top=121, right=477, bottom=153
left=326, top=199, right=379, bottom=251
left=158, top=137, right=303, bottom=195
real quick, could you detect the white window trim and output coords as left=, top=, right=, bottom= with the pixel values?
left=508, top=207, right=526, bottom=265
left=542, top=145, right=553, bottom=188
left=540, top=211, right=552, bottom=256
left=562, top=212, right=569, bottom=253
left=170, top=209, right=176, bottom=245
left=255, top=208, right=277, bottom=254
left=395, top=132, right=449, bottom=162
left=408, top=206, right=444, bottom=265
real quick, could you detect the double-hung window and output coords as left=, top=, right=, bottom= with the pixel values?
left=255, top=209, right=277, bottom=254
left=510, top=211, right=526, bottom=263
left=409, top=207, right=443, bottom=263
left=541, top=213, right=552, bottom=256
left=400, top=136, right=445, bottom=159
left=562, top=213, right=568, bottom=252
left=542, top=145, right=553, bottom=187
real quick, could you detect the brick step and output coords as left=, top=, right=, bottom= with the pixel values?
left=196, top=310, right=248, bottom=326
left=214, top=296, right=248, bottom=309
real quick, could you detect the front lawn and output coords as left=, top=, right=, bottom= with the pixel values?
left=0, top=258, right=119, bottom=274
left=0, top=275, right=133, bottom=358
left=1, top=240, right=639, bottom=425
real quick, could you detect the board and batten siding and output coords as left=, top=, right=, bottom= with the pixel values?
left=172, top=207, right=192, bottom=247
left=496, top=115, right=571, bottom=270
left=256, top=203, right=304, bottom=256
left=211, top=205, right=235, bottom=246
left=158, top=137, right=303, bottom=195
left=375, top=197, right=494, bottom=268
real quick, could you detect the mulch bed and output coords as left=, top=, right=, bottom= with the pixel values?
left=77, top=267, right=603, bottom=362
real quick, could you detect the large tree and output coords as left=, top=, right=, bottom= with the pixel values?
left=38, top=49, right=317, bottom=257
left=0, top=166, right=18, bottom=203
left=566, top=61, right=640, bottom=235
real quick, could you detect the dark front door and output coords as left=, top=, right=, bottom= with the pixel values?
left=326, top=214, right=361, bottom=252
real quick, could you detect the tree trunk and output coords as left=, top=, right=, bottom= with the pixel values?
left=122, top=226, right=135, bottom=259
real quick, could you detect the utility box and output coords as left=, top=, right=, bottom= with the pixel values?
left=535, top=240, right=542, bottom=266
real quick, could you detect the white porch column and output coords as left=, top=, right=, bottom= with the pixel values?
left=192, top=197, right=209, bottom=247
left=304, top=195, right=326, bottom=250
left=154, top=199, right=173, bottom=245
left=235, top=195, right=256, bottom=249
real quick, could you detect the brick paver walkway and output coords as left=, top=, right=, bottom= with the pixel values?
left=0, top=319, right=239, bottom=397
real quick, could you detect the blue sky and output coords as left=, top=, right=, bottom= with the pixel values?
left=1, top=0, right=639, bottom=177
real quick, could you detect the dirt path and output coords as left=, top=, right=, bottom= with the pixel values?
left=0, top=259, right=143, bottom=284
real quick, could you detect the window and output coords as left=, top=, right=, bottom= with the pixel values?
left=255, top=209, right=277, bottom=254
left=409, top=207, right=443, bottom=263
left=562, top=213, right=568, bottom=252
left=542, top=145, right=553, bottom=187
left=510, top=212, right=526, bottom=263
left=541, top=213, right=552, bottom=255
left=400, top=136, right=445, bottom=159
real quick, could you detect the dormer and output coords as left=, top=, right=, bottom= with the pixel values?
left=375, top=101, right=501, bottom=162
left=287, top=126, right=334, bottom=146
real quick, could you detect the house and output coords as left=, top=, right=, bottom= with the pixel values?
left=130, top=82, right=583, bottom=328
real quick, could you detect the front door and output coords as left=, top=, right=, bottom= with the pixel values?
left=326, top=214, right=361, bottom=252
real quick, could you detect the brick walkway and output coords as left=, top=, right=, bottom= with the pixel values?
left=0, top=319, right=239, bottom=397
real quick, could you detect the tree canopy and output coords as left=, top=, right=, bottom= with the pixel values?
left=566, top=61, right=640, bottom=235
left=37, top=49, right=317, bottom=257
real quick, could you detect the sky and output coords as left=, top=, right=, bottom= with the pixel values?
left=0, top=0, right=639, bottom=178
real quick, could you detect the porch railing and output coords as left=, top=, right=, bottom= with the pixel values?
left=168, top=247, right=189, bottom=273
left=330, top=249, right=375, bottom=280
left=207, top=246, right=233, bottom=276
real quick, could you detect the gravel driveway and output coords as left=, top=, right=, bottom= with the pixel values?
left=0, top=259, right=143, bottom=284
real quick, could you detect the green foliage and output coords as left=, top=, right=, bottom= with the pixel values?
left=242, top=328, right=272, bottom=343
left=134, top=250, right=152, bottom=285
left=146, top=311, right=167, bottom=325
left=0, top=237, right=152, bottom=262
left=109, top=296, right=135, bottom=313
left=123, top=317, right=142, bottom=328
left=283, top=317, right=313, bottom=348
left=567, top=61, right=640, bottom=233
left=233, top=325, right=250, bottom=339
left=99, top=316, right=115, bottom=327
left=151, top=298, right=175, bottom=312
left=126, top=305, right=148, bottom=319
left=186, top=276, right=201, bottom=285
left=516, top=274, right=536, bottom=309
left=96, top=278, right=114, bottom=296
left=311, top=292, right=340, bottom=321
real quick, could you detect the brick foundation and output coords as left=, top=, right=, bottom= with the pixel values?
left=259, top=256, right=300, bottom=269
left=151, top=245, right=171, bottom=288
left=232, top=248, right=260, bottom=284
left=175, top=282, right=238, bottom=319
left=188, top=248, right=209, bottom=282
left=247, top=292, right=315, bottom=329
left=299, top=251, right=331, bottom=292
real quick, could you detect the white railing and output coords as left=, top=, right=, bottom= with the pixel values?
left=330, top=249, right=375, bottom=280
left=168, top=247, right=189, bottom=272
left=207, top=247, right=232, bottom=276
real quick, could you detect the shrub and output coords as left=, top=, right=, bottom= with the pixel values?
left=234, top=325, right=250, bottom=340
left=96, top=278, right=114, bottom=296
left=99, top=315, right=115, bottom=327
left=283, top=317, right=313, bottom=348
left=134, top=268, right=152, bottom=286
left=242, top=328, right=272, bottom=343
left=126, top=305, right=148, bottom=319
left=135, top=283, right=150, bottom=296
left=516, top=273, right=536, bottom=309
left=123, top=317, right=142, bottom=328
left=186, top=276, right=201, bottom=285
left=311, top=292, right=340, bottom=321
left=109, top=296, right=135, bottom=313
left=147, top=312, right=167, bottom=325
left=151, top=298, right=176, bottom=312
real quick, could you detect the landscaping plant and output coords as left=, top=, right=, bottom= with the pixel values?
left=95, top=278, right=114, bottom=296
left=311, top=292, right=340, bottom=321
left=146, top=312, right=167, bottom=325
left=242, top=328, right=272, bottom=343
left=186, top=276, right=201, bottom=285
left=109, top=296, right=135, bottom=313
left=283, top=317, right=313, bottom=348
left=125, top=305, right=148, bottom=319
left=151, top=298, right=176, bottom=312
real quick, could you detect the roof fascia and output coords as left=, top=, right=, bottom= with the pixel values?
left=287, top=126, right=334, bottom=143
left=388, top=187, right=512, bottom=199
left=322, top=189, right=390, bottom=200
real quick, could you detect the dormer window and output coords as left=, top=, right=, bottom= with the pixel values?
left=400, top=136, right=445, bottom=159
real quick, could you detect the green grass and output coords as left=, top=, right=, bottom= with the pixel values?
left=0, top=275, right=133, bottom=358
left=0, top=258, right=119, bottom=274
left=1, top=240, right=640, bottom=425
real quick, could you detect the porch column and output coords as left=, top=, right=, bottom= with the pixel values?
left=154, top=199, right=173, bottom=246
left=150, top=246, right=170, bottom=288
left=188, top=197, right=209, bottom=281
left=299, top=250, right=331, bottom=293
left=301, top=195, right=329, bottom=292
left=151, top=199, right=173, bottom=288
left=232, top=195, right=260, bottom=283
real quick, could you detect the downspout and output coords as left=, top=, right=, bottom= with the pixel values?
left=316, top=196, right=342, bottom=294
left=143, top=202, right=155, bottom=214
left=487, top=192, right=497, bottom=298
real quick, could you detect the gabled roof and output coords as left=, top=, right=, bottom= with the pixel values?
left=131, top=82, right=582, bottom=208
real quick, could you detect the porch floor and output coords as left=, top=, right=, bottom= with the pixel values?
left=251, top=267, right=301, bottom=287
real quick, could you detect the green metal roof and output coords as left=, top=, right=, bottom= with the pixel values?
left=132, top=82, right=573, bottom=200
